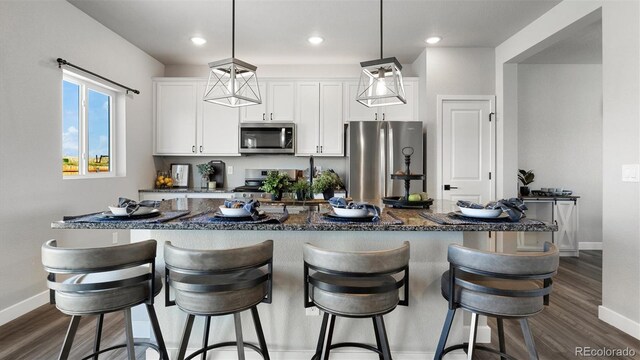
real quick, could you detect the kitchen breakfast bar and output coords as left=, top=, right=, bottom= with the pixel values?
left=51, top=198, right=556, bottom=359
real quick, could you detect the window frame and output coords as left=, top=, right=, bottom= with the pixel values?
left=62, top=71, right=118, bottom=179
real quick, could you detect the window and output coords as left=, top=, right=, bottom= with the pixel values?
left=62, top=73, right=117, bottom=177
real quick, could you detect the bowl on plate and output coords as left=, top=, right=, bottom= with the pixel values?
left=332, top=207, right=370, bottom=218
left=108, top=206, right=155, bottom=216
left=108, top=206, right=129, bottom=216
left=219, top=205, right=250, bottom=217
left=458, top=207, right=503, bottom=218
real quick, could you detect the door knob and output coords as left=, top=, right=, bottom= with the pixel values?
left=443, top=185, right=458, bottom=191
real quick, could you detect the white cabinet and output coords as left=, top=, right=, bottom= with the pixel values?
left=240, top=81, right=295, bottom=122
left=343, top=78, right=418, bottom=122
left=138, top=191, right=187, bottom=201
left=517, top=197, right=579, bottom=257
left=154, top=79, right=240, bottom=156
left=295, top=82, right=343, bottom=156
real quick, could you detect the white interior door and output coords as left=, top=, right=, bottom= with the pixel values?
left=440, top=97, right=495, bottom=204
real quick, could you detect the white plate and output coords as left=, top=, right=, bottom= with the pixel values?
left=108, top=206, right=155, bottom=216
left=219, top=205, right=251, bottom=217
left=332, top=207, right=370, bottom=218
left=458, top=207, right=502, bottom=218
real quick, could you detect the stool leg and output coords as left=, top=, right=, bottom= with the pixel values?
left=93, top=314, right=103, bottom=360
left=202, top=316, right=211, bottom=360
left=497, top=318, right=506, bottom=360
left=177, top=314, right=195, bottom=360
left=434, top=309, right=456, bottom=359
left=234, top=312, right=246, bottom=360
left=123, top=308, right=136, bottom=360
left=373, top=316, right=392, bottom=360
left=58, top=315, right=81, bottom=360
left=372, top=317, right=383, bottom=360
left=322, top=314, right=336, bottom=360
left=466, top=312, right=479, bottom=360
left=313, top=313, right=330, bottom=360
left=519, top=318, right=539, bottom=360
left=146, top=304, right=169, bottom=360
left=251, top=306, right=270, bottom=360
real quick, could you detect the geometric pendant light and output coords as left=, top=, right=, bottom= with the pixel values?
left=203, top=0, right=262, bottom=107
left=356, top=0, right=406, bottom=108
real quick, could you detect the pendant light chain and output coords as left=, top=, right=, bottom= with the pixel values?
left=380, top=0, right=383, bottom=59
left=232, top=0, right=235, bottom=58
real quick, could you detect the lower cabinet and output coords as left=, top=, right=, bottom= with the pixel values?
left=296, top=82, right=344, bottom=156
left=138, top=192, right=187, bottom=202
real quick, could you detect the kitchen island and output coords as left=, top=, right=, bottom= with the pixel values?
left=52, top=199, right=555, bottom=359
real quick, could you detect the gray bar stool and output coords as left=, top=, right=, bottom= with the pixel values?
left=41, top=239, right=168, bottom=360
left=164, top=240, right=273, bottom=360
left=435, top=242, right=559, bottom=360
left=303, top=242, right=410, bottom=360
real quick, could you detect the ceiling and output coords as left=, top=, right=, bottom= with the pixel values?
left=68, top=0, right=561, bottom=66
left=521, top=19, right=602, bottom=64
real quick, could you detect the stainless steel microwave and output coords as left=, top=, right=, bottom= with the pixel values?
left=239, top=123, right=295, bottom=154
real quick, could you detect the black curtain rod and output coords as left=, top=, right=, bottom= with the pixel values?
left=57, top=58, right=140, bottom=95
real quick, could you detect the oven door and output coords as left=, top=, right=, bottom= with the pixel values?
left=239, top=123, right=295, bottom=154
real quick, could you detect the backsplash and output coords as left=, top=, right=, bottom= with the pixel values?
left=154, top=155, right=348, bottom=190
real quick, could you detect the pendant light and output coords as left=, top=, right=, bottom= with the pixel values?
left=203, top=0, right=261, bottom=107
left=356, top=0, right=406, bottom=107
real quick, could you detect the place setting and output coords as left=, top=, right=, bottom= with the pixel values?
left=182, top=199, right=289, bottom=224
left=310, top=197, right=403, bottom=225
left=63, top=197, right=191, bottom=223
left=420, top=199, right=544, bottom=225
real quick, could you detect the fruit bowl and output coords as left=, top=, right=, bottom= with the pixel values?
left=458, top=207, right=502, bottom=218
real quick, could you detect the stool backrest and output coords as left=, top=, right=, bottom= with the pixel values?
left=41, top=239, right=158, bottom=304
left=303, top=242, right=410, bottom=307
left=445, top=242, right=559, bottom=309
left=164, top=240, right=274, bottom=306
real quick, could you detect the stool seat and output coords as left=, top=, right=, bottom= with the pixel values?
left=310, top=273, right=399, bottom=317
left=440, top=271, right=544, bottom=318
left=174, top=269, right=269, bottom=315
left=56, top=267, right=162, bottom=316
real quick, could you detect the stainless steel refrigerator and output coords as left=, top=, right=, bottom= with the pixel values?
left=348, top=121, right=424, bottom=202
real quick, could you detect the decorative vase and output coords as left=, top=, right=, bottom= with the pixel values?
left=271, top=191, right=283, bottom=201
left=520, top=186, right=530, bottom=196
left=201, top=175, right=209, bottom=189
left=322, top=189, right=335, bottom=200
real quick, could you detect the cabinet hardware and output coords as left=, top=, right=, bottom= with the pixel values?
left=489, top=172, right=492, bottom=180
left=200, top=146, right=203, bottom=153
left=192, top=145, right=196, bottom=153
left=382, top=113, right=385, bottom=121
left=270, top=113, right=273, bottom=121
left=443, top=184, right=458, bottom=191
left=375, top=113, right=378, bottom=121
left=489, top=112, right=495, bottom=122
left=262, top=113, right=265, bottom=121
left=320, top=146, right=323, bottom=153
left=316, top=146, right=319, bottom=153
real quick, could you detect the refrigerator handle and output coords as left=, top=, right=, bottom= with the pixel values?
left=380, top=126, right=386, bottom=199
left=387, top=124, right=394, bottom=197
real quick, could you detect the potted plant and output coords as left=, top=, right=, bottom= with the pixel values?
left=291, top=179, right=311, bottom=201
left=259, top=171, right=291, bottom=201
left=518, top=169, right=535, bottom=196
left=312, top=170, right=340, bottom=200
left=196, top=163, right=215, bottom=189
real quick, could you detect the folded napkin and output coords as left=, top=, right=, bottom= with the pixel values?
left=223, top=199, right=261, bottom=220
left=329, top=197, right=381, bottom=221
left=456, top=198, right=527, bottom=221
left=118, top=197, right=160, bottom=215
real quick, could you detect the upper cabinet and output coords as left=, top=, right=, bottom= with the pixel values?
left=240, top=81, right=295, bottom=122
left=295, top=82, right=344, bottom=156
left=154, top=79, right=240, bottom=156
left=343, top=78, right=418, bottom=122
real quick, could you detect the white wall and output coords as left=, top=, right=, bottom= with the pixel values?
left=0, top=0, right=164, bottom=320
left=518, top=64, right=603, bottom=245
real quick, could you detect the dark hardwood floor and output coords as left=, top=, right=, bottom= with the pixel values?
left=1, top=251, right=638, bottom=359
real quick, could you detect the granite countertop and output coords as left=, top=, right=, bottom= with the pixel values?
left=139, top=188, right=235, bottom=193
left=52, top=199, right=557, bottom=232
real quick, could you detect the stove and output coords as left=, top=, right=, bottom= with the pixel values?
left=232, top=169, right=298, bottom=198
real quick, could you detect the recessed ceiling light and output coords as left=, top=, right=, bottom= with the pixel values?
left=425, top=36, right=442, bottom=45
left=308, top=36, right=324, bottom=45
left=190, top=37, right=207, bottom=46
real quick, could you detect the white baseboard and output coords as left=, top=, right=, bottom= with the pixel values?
left=0, top=291, right=49, bottom=327
left=598, top=305, right=640, bottom=340
left=146, top=349, right=469, bottom=360
left=463, top=324, right=491, bottom=343
left=579, top=242, right=603, bottom=250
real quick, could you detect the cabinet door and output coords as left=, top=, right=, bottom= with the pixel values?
left=199, top=84, right=240, bottom=155
left=295, top=82, right=320, bottom=155
left=155, top=82, right=197, bottom=154
left=240, top=83, right=267, bottom=122
left=268, top=82, right=295, bottom=122
left=344, top=82, right=379, bottom=122
left=319, top=82, right=344, bottom=156
left=381, top=80, right=417, bottom=121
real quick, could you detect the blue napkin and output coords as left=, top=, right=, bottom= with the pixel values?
left=329, top=197, right=381, bottom=221
left=456, top=200, right=485, bottom=209
left=486, top=198, right=528, bottom=221
left=223, top=199, right=261, bottom=220
left=118, top=197, right=159, bottom=215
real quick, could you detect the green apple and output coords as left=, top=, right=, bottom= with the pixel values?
left=408, top=193, right=421, bottom=202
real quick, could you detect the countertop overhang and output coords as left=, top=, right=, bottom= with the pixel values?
left=51, top=199, right=557, bottom=232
